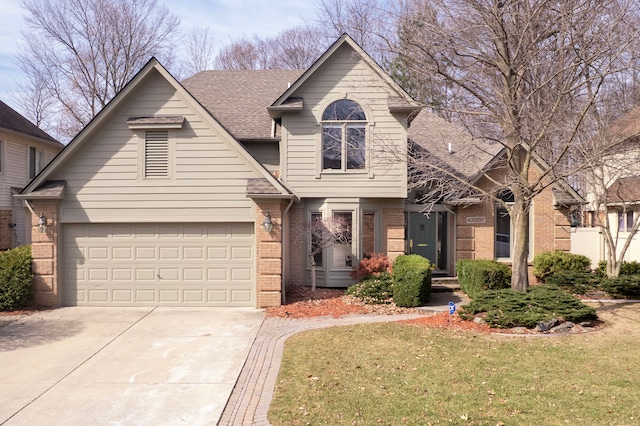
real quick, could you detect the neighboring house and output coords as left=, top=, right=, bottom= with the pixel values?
left=19, top=35, right=580, bottom=308
left=0, top=100, right=63, bottom=249
left=571, top=106, right=640, bottom=265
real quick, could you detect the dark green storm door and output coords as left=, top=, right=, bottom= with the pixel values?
left=408, top=212, right=448, bottom=271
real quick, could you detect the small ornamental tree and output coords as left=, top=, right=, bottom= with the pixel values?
left=307, top=214, right=352, bottom=291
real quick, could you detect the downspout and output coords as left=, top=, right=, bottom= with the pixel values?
left=281, top=198, right=294, bottom=304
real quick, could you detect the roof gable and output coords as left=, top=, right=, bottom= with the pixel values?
left=271, top=34, right=419, bottom=112
left=21, top=58, right=294, bottom=200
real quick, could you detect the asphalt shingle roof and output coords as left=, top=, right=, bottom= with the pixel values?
left=0, top=100, right=61, bottom=145
left=182, top=70, right=304, bottom=140
left=408, top=110, right=502, bottom=181
left=606, top=175, right=640, bottom=203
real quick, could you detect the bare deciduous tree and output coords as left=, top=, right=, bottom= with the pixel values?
left=388, top=0, right=640, bottom=291
left=17, top=0, right=180, bottom=140
left=178, top=26, right=216, bottom=78
left=316, top=0, right=392, bottom=64
left=213, top=25, right=325, bottom=71
left=307, top=214, right=352, bottom=291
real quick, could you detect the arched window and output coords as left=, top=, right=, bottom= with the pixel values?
left=321, top=99, right=366, bottom=171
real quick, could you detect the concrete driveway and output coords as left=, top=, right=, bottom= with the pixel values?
left=0, top=307, right=264, bottom=425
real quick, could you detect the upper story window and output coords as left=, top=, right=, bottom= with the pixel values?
left=618, top=210, right=634, bottom=232
left=29, top=146, right=45, bottom=179
left=321, top=100, right=366, bottom=171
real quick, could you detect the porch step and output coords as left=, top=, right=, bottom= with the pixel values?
left=431, top=277, right=460, bottom=292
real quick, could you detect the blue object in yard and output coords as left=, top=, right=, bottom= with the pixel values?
left=448, top=302, right=456, bottom=315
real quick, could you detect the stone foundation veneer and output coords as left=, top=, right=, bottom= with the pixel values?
left=254, top=201, right=285, bottom=308
left=29, top=202, right=59, bottom=308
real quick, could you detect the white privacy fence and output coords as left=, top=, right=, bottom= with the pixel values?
left=571, top=227, right=640, bottom=268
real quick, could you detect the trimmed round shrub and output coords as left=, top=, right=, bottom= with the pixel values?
left=456, top=259, right=511, bottom=299
left=392, top=254, right=431, bottom=308
left=533, top=250, right=590, bottom=282
left=0, top=246, right=34, bottom=311
left=345, top=272, right=393, bottom=304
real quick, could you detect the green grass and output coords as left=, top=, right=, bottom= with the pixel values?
left=268, top=303, right=640, bottom=425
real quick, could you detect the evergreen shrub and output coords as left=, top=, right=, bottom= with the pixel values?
left=460, top=285, right=597, bottom=328
left=392, top=254, right=431, bottom=308
left=0, top=246, right=34, bottom=311
left=533, top=250, right=591, bottom=282
left=456, top=259, right=511, bottom=299
left=346, top=272, right=393, bottom=304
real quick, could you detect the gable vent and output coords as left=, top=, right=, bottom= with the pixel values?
left=144, top=130, right=169, bottom=177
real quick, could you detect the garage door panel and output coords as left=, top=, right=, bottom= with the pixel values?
left=64, top=223, right=255, bottom=307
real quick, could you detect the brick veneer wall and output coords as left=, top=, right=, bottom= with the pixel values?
left=455, top=165, right=574, bottom=283
left=382, top=208, right=405, bottom=261
left=254, top=201, right=284, bottom=308
left=0, top=210, right=12, bottom=250
left=29, top=202, right=59, bottom=307
left=287, top=205, right=305, bottom=288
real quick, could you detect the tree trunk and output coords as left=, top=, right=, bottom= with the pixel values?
left=510, top=200, right=530, bottom=292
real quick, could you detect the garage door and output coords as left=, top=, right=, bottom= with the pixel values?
left=63, top=223, right=254, bottom=306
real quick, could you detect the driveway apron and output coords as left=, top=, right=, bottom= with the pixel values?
left=0, top=307, right=264, bottom=425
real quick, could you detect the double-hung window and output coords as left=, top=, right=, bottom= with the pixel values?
left=29, top=147, right=44, bottom=179
left=321, top=100, right=366, bottom=171
left=618, top=210, right=634, bottom=232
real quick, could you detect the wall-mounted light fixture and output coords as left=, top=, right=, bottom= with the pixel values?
left=263, top=212, right=273, bottom=233
left=37, top=213, right=47, bottom=233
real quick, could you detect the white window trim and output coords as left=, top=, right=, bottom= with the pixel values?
left=0, top=139, right=4, bottom=175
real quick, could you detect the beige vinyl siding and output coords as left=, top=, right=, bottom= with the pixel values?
left=50, top=70, right=263, bottom=223
left=281, top=43, right=407, bottom=198
left=0, top=135, right=60, bottom=209
left=241, top=141, right=280, bottom=173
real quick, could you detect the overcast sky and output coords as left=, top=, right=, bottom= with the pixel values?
left=0, top=0, right=321, bottom=102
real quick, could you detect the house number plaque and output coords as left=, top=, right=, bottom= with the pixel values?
left=466, top=216, right=486, bottom=224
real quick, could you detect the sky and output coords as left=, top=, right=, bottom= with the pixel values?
left=0, top=0, right=321, bottom=102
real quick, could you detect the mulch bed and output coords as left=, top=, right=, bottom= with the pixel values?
left=265, top=286, right=603, bottom=335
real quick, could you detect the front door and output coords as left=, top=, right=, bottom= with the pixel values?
left=408, top=212, right=448, bottom=272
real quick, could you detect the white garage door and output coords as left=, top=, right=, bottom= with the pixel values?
left=63, top=223, right=255, bottom=306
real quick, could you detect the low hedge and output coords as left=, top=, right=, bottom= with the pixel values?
left=456, top=259, right=511, bottom=299
left=533, top=250, right=591, bottom=282
left=596, top=260, right=640, bottom=276
left=460, top=285, right=597, bottom=328
left=0, top=246, right=34, bottom=311
left=392, top=254, right=431, bottom=308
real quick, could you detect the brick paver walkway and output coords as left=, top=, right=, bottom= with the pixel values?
left=218, top=313, right=425, bottom=425
left=218, top=290, right=468, bottom=425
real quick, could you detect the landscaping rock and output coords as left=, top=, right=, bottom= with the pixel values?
left=473, top=317, right=486, bottom=325
left=511, top=327, right=528, bottom=334
left=535, top=318, right=558, bottom=332
left=551, top=322, right=575, bottom=333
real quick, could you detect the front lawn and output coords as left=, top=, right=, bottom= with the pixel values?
left=268, top=302, right=640, bottom=425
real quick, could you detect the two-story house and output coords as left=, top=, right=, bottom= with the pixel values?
left=19, top=35, right=580, bottom=308
left=0, top=101, right=63, bottom=249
